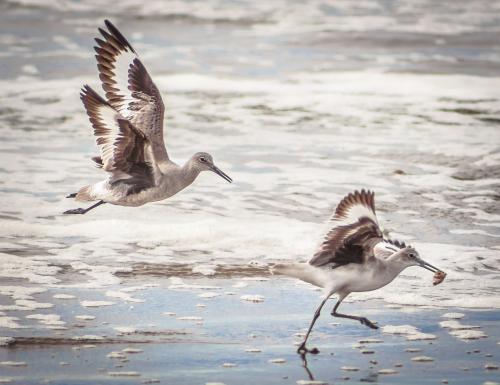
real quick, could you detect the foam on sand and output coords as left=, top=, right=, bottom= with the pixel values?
left=122, top=347, right=143, bottom=354
left=441, top=313, right=465, bottom=319
left=0, top=316, right=25, bottom=329
left=0, top=361, right=27, bottom=367
left=25, top=314, right=65, bottom=326
left=439, top=319, right=488, bottom=340
left=80, top=301, right=115, bottom=307
left=341, top=366, right=359, bottom=371
left=105, top=290, right=144, bottom=303
left=378, top=369, right=399, bottom=374
left=198, top=292, right=221, bottom=299
left=240, top=294, right=265, bottom=303
left=269, top=358, right=287, bottom=364
left=108, top=372, right=141, bottom=377
left=245, top=348, right=262, bottom=353
left=411, top=356, right=434, bottom=362
left=439, top=320, right=481, bottom=330
left=107, top=351, right=127, bottom=359
left=382, top=325, right=437, bottom=341
left=53, top=294, right=76, bottom=299
left=449, top=330, right=488, bottom=340
left=0, top=337, right=15, bottom=346
left=177, top=316, right=203, bottom=322
left=75, top=315, right=95, bottom=320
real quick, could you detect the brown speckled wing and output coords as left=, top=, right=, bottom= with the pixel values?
left=80, top=85, right=147, bottom=173
left=309, top=190, right=383, bottom=268
left=94, top=20, right=167, bottom=161
left=333, top=189, right=377, bottom=223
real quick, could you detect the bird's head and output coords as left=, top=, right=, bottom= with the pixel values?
left=191, top=152, right=232, bottom=183
left=391, top=246, right=441, bottom=273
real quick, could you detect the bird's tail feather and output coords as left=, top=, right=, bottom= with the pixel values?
left=270, top=262, right=326, bottom=288
left=74, top=185, right=95, bottom=202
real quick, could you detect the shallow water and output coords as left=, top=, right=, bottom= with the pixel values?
left=1, top=1, right=499, bottom=384
left=1, top=279, right=499, bottom=384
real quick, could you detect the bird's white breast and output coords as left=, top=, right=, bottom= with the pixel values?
left=326, top=260, right=399, bottom=293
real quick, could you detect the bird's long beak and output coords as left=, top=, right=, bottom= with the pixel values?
left=416, top=257, right=440, bottom=273
left=211, top=165, right=233, bottom=183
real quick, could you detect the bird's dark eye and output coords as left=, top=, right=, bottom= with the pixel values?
left=409, top=253, right=416, bottom=258
left=200, top=157, right=206, bottom=162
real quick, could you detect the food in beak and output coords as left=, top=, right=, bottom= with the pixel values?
left=433, top=271, right=446, bottom=286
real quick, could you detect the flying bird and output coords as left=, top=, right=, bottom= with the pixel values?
left=64, top=20, right=232, bottom=215
left=272, top=189, right=444, bottom=355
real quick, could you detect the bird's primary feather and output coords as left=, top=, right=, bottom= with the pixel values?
left=309, top=190, right=383, bottom=268
left=94, top=19, right=168, bottom=165
left=80, top=85, right=156, bottom=195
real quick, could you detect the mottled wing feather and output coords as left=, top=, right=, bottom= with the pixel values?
left=109, top=162, right=156, bottom=197
left=80, top=85, right=147, bottom=173
left=384, top=238, right=407, bottom=249
left=333, top=189, right=378, bottom=226
left=310, top=217, right=382, bottom=267
left=94, top=20, right=167, bottom=160
left=374, top=238, right=408, bottom=260
left=309, top=190, right=383, bottom=268
left=127, top=58, right=165, bottom=136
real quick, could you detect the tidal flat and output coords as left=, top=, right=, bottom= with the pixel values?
left=1, top=277, right=499, bottom=385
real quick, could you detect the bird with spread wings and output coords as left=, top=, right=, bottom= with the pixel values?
left=64, top=20, right=232, bottom=215
left=273, top=189, right=443, bottom=355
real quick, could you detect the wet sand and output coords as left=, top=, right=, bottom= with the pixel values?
left=1, top=276, right=499, bottom=385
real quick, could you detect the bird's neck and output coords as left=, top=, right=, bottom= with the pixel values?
left=384, top=253, right=408, bottom=276
left=180, top=161, right=201, bottom=186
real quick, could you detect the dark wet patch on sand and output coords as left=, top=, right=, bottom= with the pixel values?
left=1, top=329, right=220, bottom=349
left=115, top=262, right=271, bottom=279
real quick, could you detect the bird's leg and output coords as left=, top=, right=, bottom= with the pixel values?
left=331, top=294, right=378, bottom=329
left=63, top=200, right=105, bottom=215
left=297, top=295, right=331, bottom=356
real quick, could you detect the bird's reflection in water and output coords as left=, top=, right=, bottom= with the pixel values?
left=300, top=353, right=316, bottom=381
left=299, top=353, right=379, bottom=384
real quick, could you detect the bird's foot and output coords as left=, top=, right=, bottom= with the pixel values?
left=297, top=344, right=320, bottom=355
left=360, top=317, right=378, bottom=329
left=63, top=208, right=86, bottom=215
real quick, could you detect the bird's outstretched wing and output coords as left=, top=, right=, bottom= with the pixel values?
left=332, top=188, right=379, bottom=226
left=94, top=20, right=169, bottom=165
left=309, top=190, right=383, bottom=268
left=80, top=85, right=156, bottom=192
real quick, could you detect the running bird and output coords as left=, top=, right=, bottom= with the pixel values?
left=272, top=189, right=444, bottom=355
left=64, top=20, right=232, bottom=215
